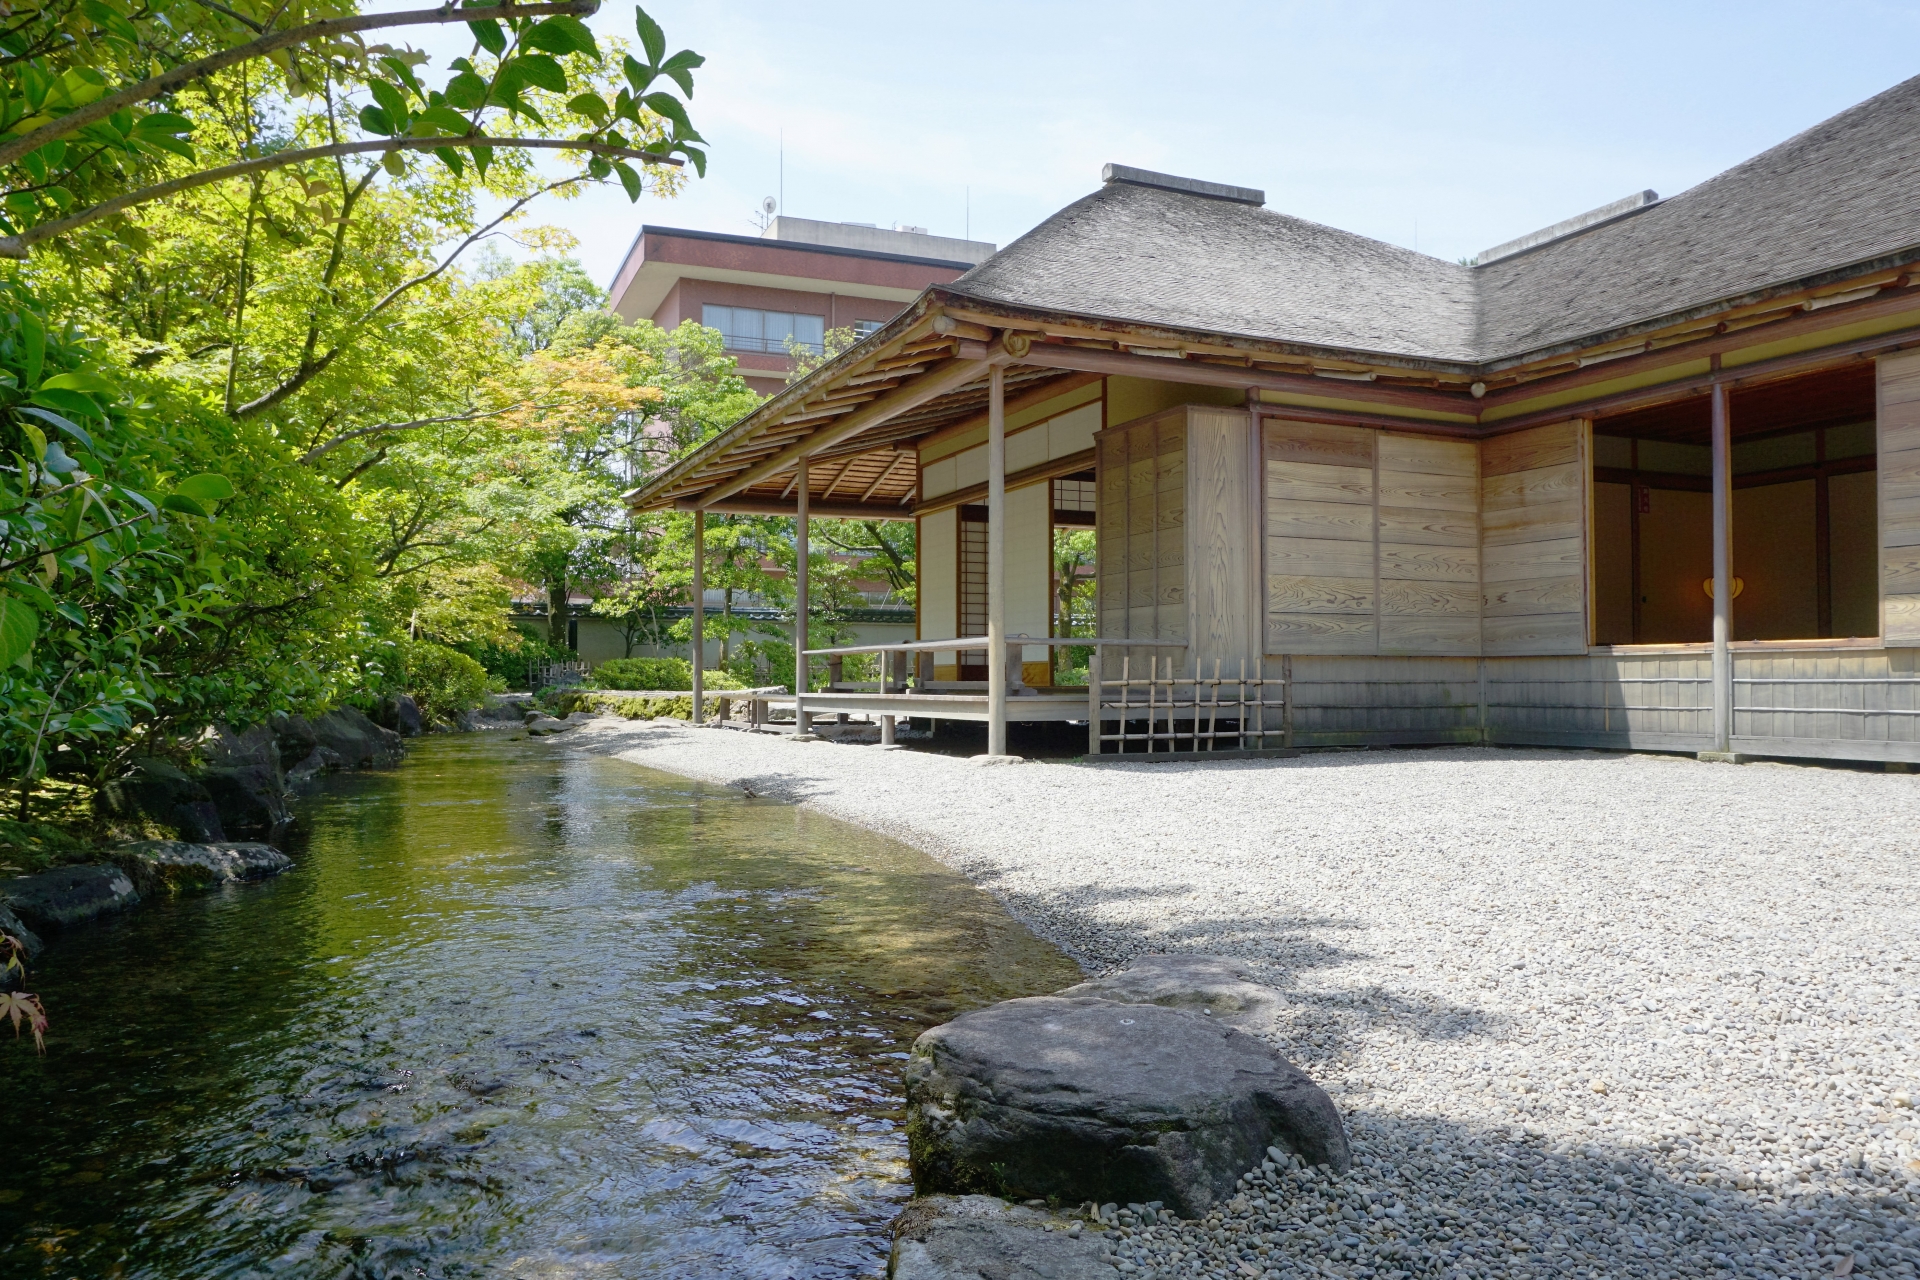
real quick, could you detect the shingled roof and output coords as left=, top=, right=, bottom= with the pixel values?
left=946, top=73, right=1920, bottom=371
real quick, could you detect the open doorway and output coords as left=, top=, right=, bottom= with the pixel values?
left=1050, top=472, right=1096, bottom=685
left=1591, top=364, right=1878, bottom=644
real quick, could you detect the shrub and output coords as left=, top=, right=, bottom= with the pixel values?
left=401, top=641, right=491, bottom=722
left=591, top=657, right=744, bottom=691
left=455, top=627, right=573, bottom=691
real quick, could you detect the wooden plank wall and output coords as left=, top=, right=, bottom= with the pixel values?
left=1735, top=647, right=1920, bottom=760
left=1186, top=408, right=1257, bottom=678
left=1481, top=419, right=1591, bottom=655
left=1096, top=408, right=1187, bottom=677
left=1288, top=655, right=1480, bottom=746
left=1263, top=420, right=1377, bottom=654
left=1878, top=349, right=1920, bottom=645
left=1485, top=651, right=1710, bottom=751
left=1378, top=434, right=1480, bottom=654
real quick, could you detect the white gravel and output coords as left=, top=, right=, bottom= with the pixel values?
left=568, top=721, right=1920, bottom=1280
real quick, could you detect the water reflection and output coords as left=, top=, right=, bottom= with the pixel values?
left=0, top=735, right=1078, bottom=1278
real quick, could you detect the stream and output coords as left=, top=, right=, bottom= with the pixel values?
left=0, top=733, right=1079, bottom=1278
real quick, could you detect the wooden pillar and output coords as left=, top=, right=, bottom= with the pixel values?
left=987, top=364, right=1008, bottom=756
left=794, top=457, right=815, bottom=740
left=880, top=714, right=896, bottom=746
left=1814, top=426, right=1832, bottom=638
left=691, top=508, right=705, bottom=726
left=1710, top=379, right=1734, bottom=754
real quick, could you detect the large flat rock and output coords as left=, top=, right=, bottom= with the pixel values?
left=3, top=864, right=140, bottom=929
left=905, top=996, right=1348, bottom=1218
left=111, top=841, right=293, bottom=894
left=1057, top=954, right=1287, bottom=1036
left=888, top=1196, right=1113, bottom=1280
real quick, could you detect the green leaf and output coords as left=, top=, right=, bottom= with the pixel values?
left=129, top=111, right=193, bottom=137
left=368, top=79, right=411, bottom=128
left=526, top=15, right=597, bottom=56
left=642, top=92, right=691, bottom=134
left=15, top=404, right=90, bottom=449
left=359, top=104, right=395, bottom=137
left=137, top=134, right=195, bottom=160
left=28, top=387, right=101, bottom=420
left=40, top=370, right=119, bottom=396
left=680, top=145, right=707, bottom=179
left=417, top=105, right=474, bottom=135
left=172, top=473, right=234, bottom=504
left=635, top=7, right=666, bottom=65
left=17, top=420, right=45, bottom=462
left=19, top=309, right=43, bottom=387
left=21, top=150, right=45, bottom=184
left=0, top=594, right=37, bottom=668
left=468, top=18, right=507, bottom=55
left=378, top=56, right=425, bottom=100
left=567, top=92, right=609, bottom=125
left=160, top=493, right=209, bottom=518
left=469, top=143, right=492, bottom=178
left=661, top=49, right=704, bottom=97
left=586, top=154, right=610, bottom=179
left=434, top=146, right=465, bottom=177
left=382, top=150, right=406, bottom=177
left=512, top=53, right=567, bottom=94
left=443, top=71, right=489, bottom=111
left=622, top=54, right=655, bottom=96
left=612, top=160, right=642, bottom=201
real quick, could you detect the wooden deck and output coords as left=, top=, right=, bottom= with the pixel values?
left=770, top=691, right=1090, bottom=723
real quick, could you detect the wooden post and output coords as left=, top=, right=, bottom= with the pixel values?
left=1087, top=651, right=1101, bottom=757
left=691, top=508, right=705, bottom=726
left=987, top=363, right=1008, bottom=756
left=1710, top=377, right=1734, bottom=755
left=794, top=456, right=815, bottom=740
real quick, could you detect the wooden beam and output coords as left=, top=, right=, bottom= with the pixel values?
left=914, top=448, right=1097, bottom=517
left=1477, top=285, right=1920, bottom=409
left=915, top=370, right=1104, bottom=453
left=1020, top=341, right=1476, bottom=415
left=859, top=451, right=906, bottom=501
left=694, top=356, right=991, bottom=507
left=1486, top=324, right=1920, bottom=436
left=672, top=496, right=913, bottom=520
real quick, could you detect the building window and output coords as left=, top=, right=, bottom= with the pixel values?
left=702, top=305, right=825, bottom=355
left=958, top=505, right=988, bottom=681
left=851, top=319, right=884, bottom=339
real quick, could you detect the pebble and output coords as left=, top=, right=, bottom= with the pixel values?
left=573, top=727, right=1920, bottom=1278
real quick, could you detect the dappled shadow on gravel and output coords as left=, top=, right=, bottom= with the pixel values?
left=1267, top=1107, right=1918, bottom=1280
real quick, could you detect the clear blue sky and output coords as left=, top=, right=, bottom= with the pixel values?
left=427, top=1, right=1920, bottom=287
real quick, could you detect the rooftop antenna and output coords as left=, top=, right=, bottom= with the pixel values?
left=752, top=195, right=776, bottom=233
left=778, top=129, right=784, bottom=220
left=965, top=185, right=970, bottom=241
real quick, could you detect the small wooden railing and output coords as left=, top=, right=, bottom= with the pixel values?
left=1091, top=655, right=1288, bottom=756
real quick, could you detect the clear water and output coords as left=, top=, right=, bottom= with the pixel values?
left=0, top=735, right=1079, bottom=1278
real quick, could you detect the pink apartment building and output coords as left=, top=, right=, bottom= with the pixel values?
left=606, top=215, right=997, bottom=395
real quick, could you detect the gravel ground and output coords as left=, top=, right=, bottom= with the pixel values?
left=568, top=721, right=1920, bottom=1280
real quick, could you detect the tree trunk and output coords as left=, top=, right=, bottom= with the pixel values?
left=547, top=576, right=569, bottom=649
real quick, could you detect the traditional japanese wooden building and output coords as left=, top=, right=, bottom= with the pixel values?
left=628, top=76, right=1920, bottom=763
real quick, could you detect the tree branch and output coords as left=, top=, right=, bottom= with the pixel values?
left=0, top=0, right=603, bottom=172
left=299, top=404, right=529, bottom=463
left=232, top=175, right=581, bottom=416
left=1, top=136, right=676, bottom=259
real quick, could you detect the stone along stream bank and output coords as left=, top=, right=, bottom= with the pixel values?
left=0, top=733, right=1080, bottom=1278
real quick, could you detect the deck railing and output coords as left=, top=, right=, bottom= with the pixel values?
left=1091, top=655, right=1288, bottom=757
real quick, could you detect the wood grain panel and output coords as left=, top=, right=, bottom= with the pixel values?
left=1483, top=575, right=1586, bottom=616
left=1380, top=580, right=1479, bottom=615
left=1482, top=499, right=1582, bottom=545
left=1483, top=425, right=1580, bottom=476
left=1483, top=612, right=1588, bottom=653
left=1380, top=614, right=1480, bottom=653
left=1266, top=459, right=1374, bottom=503
left=1265, top=499, right=1376, bottom=542
left=1376, top=506, right=1478, bottom=546
left=1883, top=547, right=1920, bottom=596
left=1267, top=576, right=1375, bottom=612
left=1484, top=536, right=1585, bottom=582
left=1379, top=543, right=1478, bottom=582
left=1379, top=434, right=1477, bottom=476
left=1483, top=462, right=1583, bottom=508
left=1266, top=536, right=1374, bottom=579
left=1477, top=419, right=1588, bottom=655
left=1378, top=470, right=1478, bottom=511
left=1882, top=350, right=1920, bottom=644
left=1263, top=419, right=1374, bottom=468
left=1267, top=613, right=1376, bottom=653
